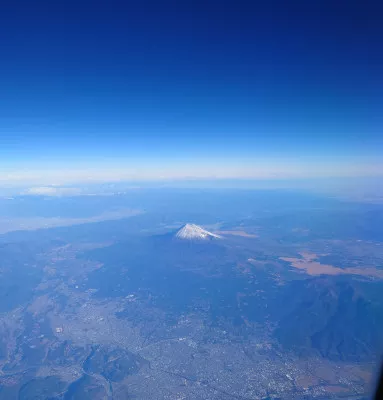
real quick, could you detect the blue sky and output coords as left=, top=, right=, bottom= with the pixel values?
left=0, top=1, right=382, bottom=184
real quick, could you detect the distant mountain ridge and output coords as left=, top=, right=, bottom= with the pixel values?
left=175, top=223, right=221, bottom=241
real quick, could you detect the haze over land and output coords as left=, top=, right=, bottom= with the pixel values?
left=0, top=189, right=382, bottom=398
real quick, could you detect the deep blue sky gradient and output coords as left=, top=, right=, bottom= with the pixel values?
left=0, top=1, right=382, bottom=180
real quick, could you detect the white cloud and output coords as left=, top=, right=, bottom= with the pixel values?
left=24, top=186, right=82, bottom=196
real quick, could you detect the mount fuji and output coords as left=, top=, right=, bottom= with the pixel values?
left=174, top=223, right=222, bottom=241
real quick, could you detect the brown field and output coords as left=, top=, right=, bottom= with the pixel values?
left=323, top=385, right=351, bottom=393
left=280, top=252, right=383, bottom=279
left=215, top=230, right=258, bottom=238
left=295, top=375, right=320, bottom=388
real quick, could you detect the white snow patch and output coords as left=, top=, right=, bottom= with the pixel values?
left=175, top=223, right=222, bottom=241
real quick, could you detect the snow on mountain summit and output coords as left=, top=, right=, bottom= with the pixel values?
left=175, top=223, right=222, bottom=241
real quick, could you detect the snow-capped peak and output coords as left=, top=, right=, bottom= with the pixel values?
left=175, top=223, right=221, bottom=241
